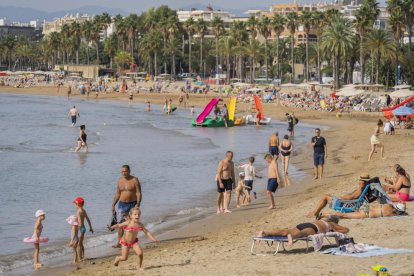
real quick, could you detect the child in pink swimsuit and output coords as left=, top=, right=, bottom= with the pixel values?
left=109, top=207, right=158, bottom=271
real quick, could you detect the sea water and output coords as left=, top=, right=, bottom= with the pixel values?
left=0, top=93, right=313, bottom=273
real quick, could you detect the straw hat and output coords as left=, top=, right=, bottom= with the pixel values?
left=35, top=210, right=46, bottom=218
left=66, top=215, right=79, bottom=226
left=358, top=173, right=370, bottom=181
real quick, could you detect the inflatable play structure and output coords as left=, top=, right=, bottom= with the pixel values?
left=246, top=95, right=271, bottom=125
left=382, top=96, right=414, bottom=119
left=192, top=98, right=236, bottom=127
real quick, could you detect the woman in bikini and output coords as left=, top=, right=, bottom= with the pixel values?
left=368, top=119, right=385, bottom=161
left=257, top=216, right=349, bottom=246
left=383, top=164, right=412, bottom=202
left=322, top=203, right=406, bottom=219
left=279, top=135, right=293, bottom=176
left=110, top=207, right=157, bottom=271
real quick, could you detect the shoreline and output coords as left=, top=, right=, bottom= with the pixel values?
left=2, top=87, right=414, bottom=275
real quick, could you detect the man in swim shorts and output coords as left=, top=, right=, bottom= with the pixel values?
left=112, top=165, right=142, bottom=247
left=264, top=153, right=281, bottom=209
left=68, top=106, right=80, bottom=126
left=268, top=131, right=279, bottom=160
left=216, top=151, right=235, bottom=214
left=311, top=128, right=327, bottom=180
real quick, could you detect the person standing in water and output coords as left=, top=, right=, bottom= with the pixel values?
left=128, top=91, right=133, bottom=104
left=67, top=85, right=72, bottom=100
left=75, top=125, right=88, bottom=153
left=111, top=165, right=142, bottom=248
left=268, top=131, right=280, bottom=160
left=264, top=153, right=281, bottom=209
left=279, top=134, right=293, bottom=176
left=216, top=151, right=235, bottom=214
left=68, top=106, right=80, bottom=126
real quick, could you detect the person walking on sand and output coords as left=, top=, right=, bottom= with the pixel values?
left=68, top=106, right=80, bottom=126
left=216, top=151, right=235, bottom=214
left=286, top=113, right=294, bottom=137
left=264, top=153, right=281, bottom=209
left=110, top=207, right=158, bottom=271
left=73, top=197, right=94, bottom=261
left=75, top=125, right=88, bottom=153
left=311, top=128, right=327, bottom=180
left=268, top=131, right=280, bottom=160
left=368, top=119, right=385, bottom=161
left=112, top=165, right=142, bottom=248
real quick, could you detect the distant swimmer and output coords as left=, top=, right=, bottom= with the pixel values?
left=191, top=105, right=195, bottom=116
left=68, top=106, right=80, bottom=126
left=146, top=101, right=151, bottom=112
left=75, top=125, right=88, bottom=153
left=129, top=91, right=133, bottom=104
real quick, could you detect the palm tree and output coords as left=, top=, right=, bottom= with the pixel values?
left=388, top=7, right=405, bottom=84
left=70, top=22, right=81, bottom=64
left=114, top=51, right=133, bottom=75
left=158, top=16, right=169, bottom=74
left=219, top=37, right=234, bottom=84
left=125, top=14, right=139, bottom=59
left=91, top=16, right=102, bottom=64
left=243, top=40, right=263, bottom=83
left=81, top=21, right=93, bottom=64
left=300, top=11, right=313, bottom=82
left=60, top=24, right=71, bottom=64
left=286, top=12, right=298, bottom=83
left=271, top=13, right=286, bottom=79
left=195, top=19, right=208, bottom=77
left=114, top=15, right=128, bottom=51
left=401, top=0, right=414, bottom=50
left=104, top=34, right=118, bottom=68
left=140, top=30, right=163, bottom=76
left=211, top=16, right=225, bottom=81
left=257, top=16, right=271, bottom=81
left=320, top=15, right=354, bottom=89
left=184, top=18, right=195, bottom=74
left=48, top=32, right=61, bottom=66
left=230, top=20, right=247, bottom=80
left=2, top=35, right=17, bottom=69
left=311, top=11, right=325, bottom=83
left=164, top=37, right=181, bottom=78
left=246, top=16, right=258, bottom=43
left=363, top=29, right=396, bottom=84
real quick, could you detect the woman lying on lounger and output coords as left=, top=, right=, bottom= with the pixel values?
left=257, top=216, right=349, bottom=246
left=322, top=203, right=407, bottom=219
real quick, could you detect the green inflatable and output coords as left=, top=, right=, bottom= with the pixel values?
left=192, top=117, right=234, bottom=128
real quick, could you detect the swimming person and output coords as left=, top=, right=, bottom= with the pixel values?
left=73, top=197, right=94, bottom=261
left=279, top=135, right=293, bottom=177
left=68, top=106, right=80, bottom=126
left=110, top=207, right=158, bottom=271
left=32, top=210, right=46, bottom=269
left=66, top=215, right=79, bottom=264
left=368, top=119, right=385, bottom=161
left=112, top=165, right=142, bottom=248
left=268, top=131, right=280, bottom=160
left=264, top=153, right=281, bottom=209
left=257, top=216, right=349, bottom=246
left=75, top=125, right=88, bottom=153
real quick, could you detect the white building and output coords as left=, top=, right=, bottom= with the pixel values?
left=0, top=18, right=11, bottom=26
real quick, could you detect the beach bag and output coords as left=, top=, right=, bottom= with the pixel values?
left=108, top=212, right=117, bottom=231
left=294, top=117, right=299, bottom=125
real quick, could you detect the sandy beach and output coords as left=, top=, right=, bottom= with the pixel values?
left=2, top=86, right=414, bottom=275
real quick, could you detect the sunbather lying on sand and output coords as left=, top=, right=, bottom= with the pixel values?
left=257, top=216, right=349, bottom=246
left=307, top=173, right=373, bottom=218
left=321, top=203, right=407, bottom=219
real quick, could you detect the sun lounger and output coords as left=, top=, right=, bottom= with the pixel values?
left=251, top=236, right=311, bottom=255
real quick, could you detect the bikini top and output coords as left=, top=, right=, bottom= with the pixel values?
left=400, top=183, right=411, bottom=189
left=123, top=226, right=143, bottom=232
left=281, top=143, right=292, bottom=151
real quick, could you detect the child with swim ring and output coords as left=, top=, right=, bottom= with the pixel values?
left=109, top=207, right=158, bottom=271
left=23, top=210, right=47, bottom=269
left=73, top=197, right=93, bottom=261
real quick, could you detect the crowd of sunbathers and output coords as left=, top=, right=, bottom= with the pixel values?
left=258, top=164, right=410, bottom=243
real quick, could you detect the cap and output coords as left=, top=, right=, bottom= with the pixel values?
left=35, top=210, right=46, bottom=218
left=66, top=215, right=79, bottom=226
left=73, top=197, right=84, bottom=206
left=358, top=173, right=370, bottom=181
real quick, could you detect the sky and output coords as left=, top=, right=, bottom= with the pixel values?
left=0, top=0, right=279, bottom=12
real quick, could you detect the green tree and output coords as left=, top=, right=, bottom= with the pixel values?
left=195, top=18, right=208, bottom=77
left=271, top=13, right=286, bottom=79
left=81, top=21, right=93, bottom=64
left=114, top=51, right=133, bottom=75
left=104, top=34, right=118, bottom=68
left=286, top=12, right=298, bottom=83
left=257, top=16, right=271, bottom=81
left=388, top=6, right=405, bottom=84
left=300, top=11, right=313, bottom=82
left=311, top=11, right=325, bottom=82
left=184, top=18, right=195, bottom=74
left=211, top=16, right=225, bottom=80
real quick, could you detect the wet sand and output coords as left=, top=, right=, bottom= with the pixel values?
left=2, top=86, right=414, bottom=275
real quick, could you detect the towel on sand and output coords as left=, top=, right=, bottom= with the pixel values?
left=322, top=244, right=414, bottom=257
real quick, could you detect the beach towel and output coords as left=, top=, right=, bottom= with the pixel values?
left=322, top=244, right=414, bottom=258
left=309, top=232, right=350, bottom=252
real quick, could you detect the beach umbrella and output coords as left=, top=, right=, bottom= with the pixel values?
left=393, top=84, right=411, bottom=90
left=390, top=89, right=414, bottom=98
left=392, top=106, right=414, bottom=116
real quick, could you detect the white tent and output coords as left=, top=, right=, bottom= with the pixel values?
left=393, top=84, right=411, bottom=90
left=390, top=89, right=414, bottom=98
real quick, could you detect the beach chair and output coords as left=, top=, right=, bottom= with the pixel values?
left=251, top=236, right=311, bottom=255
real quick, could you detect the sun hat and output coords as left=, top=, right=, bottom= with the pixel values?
left=73, top=197, right=84, bottom=206
left=66, top=215, right=79, bottom=226
left=358, top=173, right=370, bottom=181
left=35, top=210, right=46, bottom=218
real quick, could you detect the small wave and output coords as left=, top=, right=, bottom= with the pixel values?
left=177, top=207, right=204, bottom=216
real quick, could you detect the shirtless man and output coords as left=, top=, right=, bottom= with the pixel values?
left=68, top=106, right=80, bottom=126
left=216, top=151, right=235, bottom=214
left=268, top=131, right=280, bottom=160
left=111, top=165, right=142, bottom=247
left=264, top=153, right=281, bottom=209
